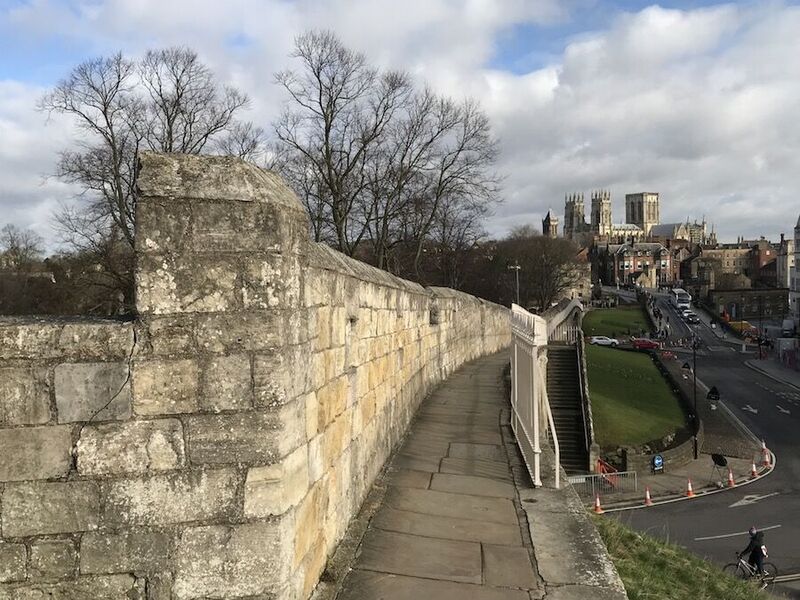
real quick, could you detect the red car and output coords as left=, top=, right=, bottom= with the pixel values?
left=632, top=338, right=660, bottom=350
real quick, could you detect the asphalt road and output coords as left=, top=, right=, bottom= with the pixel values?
left=607, top=291, right=800, bottom=596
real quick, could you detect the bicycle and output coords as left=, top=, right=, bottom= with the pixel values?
left=723, top=553, right=777, bottom=589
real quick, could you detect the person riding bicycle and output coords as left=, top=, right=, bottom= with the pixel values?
left=739, top=526, right=767, bottom=576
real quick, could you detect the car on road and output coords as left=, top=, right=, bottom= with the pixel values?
left=589, top=336, right=619, bottom=347
left=685, top=313, right=700, bottom=324
left=631, top=337, right=660, bottom=350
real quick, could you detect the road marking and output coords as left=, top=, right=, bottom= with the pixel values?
left=729, top=492, right=780, bottom=508
left=695, top=524, right=782, bottom=541
left=742, top=405, right=758, bottom=414
left=777, top=405, right=791, bottom=414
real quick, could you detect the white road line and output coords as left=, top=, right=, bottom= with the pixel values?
left=694, top=524, right=782, bottom=541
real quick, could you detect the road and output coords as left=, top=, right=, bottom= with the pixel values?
left=607, top=290, right=800, bottom=596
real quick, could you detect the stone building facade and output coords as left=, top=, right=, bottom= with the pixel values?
left=0, top=154, right=511, bottom=599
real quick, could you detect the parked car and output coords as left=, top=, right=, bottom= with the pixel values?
left=631, top=337, right=660, bottom=350
left=589, top=336, right=619, bottom=347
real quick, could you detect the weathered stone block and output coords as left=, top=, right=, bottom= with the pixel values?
left=104, top=469, right=238, bottom=526
left=77, top=419, right=184, bottom=476
left=132, top=359, right=198, bottom=416
left=80, top=530, right=172, bottom=574
left=244, top=445, right=309, bottom=518
left=195, top=311, right=284, bottom=353
left=294, top=482, right=327, bottom=569
left=173, top=522, right=288, bottom=600
left=241, top=255, right=302, bottom=310
left=0, top=574, right=140, bottom=599
left=29, top=539, right=76, bottom=580
left=253, top=349, right=307, bottom=408
left=0, top=543, right=26, bottom=583
left=201, top=354, right=252, bottom=411
left=57, top=322, right=135, bottom=360
left=54, top=362, right=131, bottom=423
left=0, top=425, right=72, bottom=482
left=0, top=365, right=50, bottom=426
left=143, top=316, right=196, bottom=356
left=2, top=481, right=100, bottom=537
left=186, top=401, right=304, bottom=465
left=136, top=253, right=239, bottom=315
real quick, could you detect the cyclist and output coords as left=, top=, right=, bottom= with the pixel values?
left=739, top=526, right=767, bottom=578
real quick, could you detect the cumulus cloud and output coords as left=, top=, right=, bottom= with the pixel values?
left=2, top=0, right=800, bottom=248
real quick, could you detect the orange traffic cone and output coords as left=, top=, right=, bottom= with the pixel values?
left=727, top=468, right=735, bottom=488
left=762, top=440, right=771, bottom=467
left=593, top=494, right=604, bottom=514
left=644, top=486, right=653, bottom=507
left=686, top=478, right=696, bottom=498
left=751, top=462, right=758, bottom=477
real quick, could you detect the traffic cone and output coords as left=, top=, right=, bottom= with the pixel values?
left=644, top=486, right=653, bottom=507
left=751, top=462, right=758, bottom=477
left=727, top=468, right=735, bottom=488
left=686, top=478, right=695, bottom=498
left=761, top=440, right=771, bottom=467
left=593, top=494, right=604, bottom=514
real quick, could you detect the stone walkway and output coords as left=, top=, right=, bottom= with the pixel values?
left=336, top=352, right=543, bottom=599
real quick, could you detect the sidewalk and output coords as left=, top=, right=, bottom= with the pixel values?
left=597, top=453, right=770, bottom=511
left=327, top=352, right=627, bottom=600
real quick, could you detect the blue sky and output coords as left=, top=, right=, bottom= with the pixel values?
left=2, top=0, right=800, bottom=245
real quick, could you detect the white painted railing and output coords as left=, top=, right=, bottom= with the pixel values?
left=510, top=304, right=558, bottom=488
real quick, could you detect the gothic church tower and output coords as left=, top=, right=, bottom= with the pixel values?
left=542, top=209, right=559, bottom=238
left=563, top=193, right=585, bottom=240
left=591, top=190, right=612, bottom=237
left=625, top=192, right=660, bottom=236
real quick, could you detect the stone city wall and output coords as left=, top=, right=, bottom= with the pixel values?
left=0, top=153, right=510, bottom=599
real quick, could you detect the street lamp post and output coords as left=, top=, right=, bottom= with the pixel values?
left=682, top=335, right=700, bottom=460
left=692, top=334, right=699, bottom=459
left=758, top=295, right=764, bottom=360
left=508, top=263, right=521, bottom=306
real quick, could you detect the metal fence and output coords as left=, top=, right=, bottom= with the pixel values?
left=567, top=471, right=638, bottom=498
left=510, top=304, right=559, bottom=488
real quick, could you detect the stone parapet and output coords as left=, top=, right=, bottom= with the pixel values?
left=0, top=153, right=510, bottom=599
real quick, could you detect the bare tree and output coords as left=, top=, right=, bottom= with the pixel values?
left=274, top=30, right=412, bottom=255
left=498, top=227, right=582, bottom=310
left=408, top=99, right=500, bottom=278
left=41, top=47, right=255, bottom=309
left=0, top=224, right=44, bottom=272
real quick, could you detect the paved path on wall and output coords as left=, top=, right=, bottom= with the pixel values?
left=336, top=352, right=545, bottom=600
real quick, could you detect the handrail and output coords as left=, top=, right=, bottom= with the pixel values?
left=575, top=336, right=591, bottom=459
left=542, top=378, right=560, bottom=489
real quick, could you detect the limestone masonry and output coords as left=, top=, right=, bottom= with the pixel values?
left=0, top=153, right=510, bottom=599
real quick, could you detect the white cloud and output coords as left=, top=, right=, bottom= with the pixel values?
left=2, top=0, right=800, bottom=249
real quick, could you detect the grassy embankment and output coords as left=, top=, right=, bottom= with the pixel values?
left=582, top=305, right=650, bottom=339
left=583, top=306, right=685, bottom=449
left=594, top=516, right=768, bottom=600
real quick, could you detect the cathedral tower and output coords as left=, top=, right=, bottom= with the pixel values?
left=591, top=189, right=613, bottom=237
left=625, top=192, right=660, bottom=236
left=563, top=193, right=585, bottom=240
left=542, top=209, right=559, bottom=238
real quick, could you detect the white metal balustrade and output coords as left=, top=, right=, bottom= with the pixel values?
left=510, top=304, right=560, bottom=488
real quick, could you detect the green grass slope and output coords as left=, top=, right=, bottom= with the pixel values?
left=594, top=515, right=769, bottom=600
left=585, top=344, right=685, bottom=449
left=583, top=305, right=650, bottom=339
